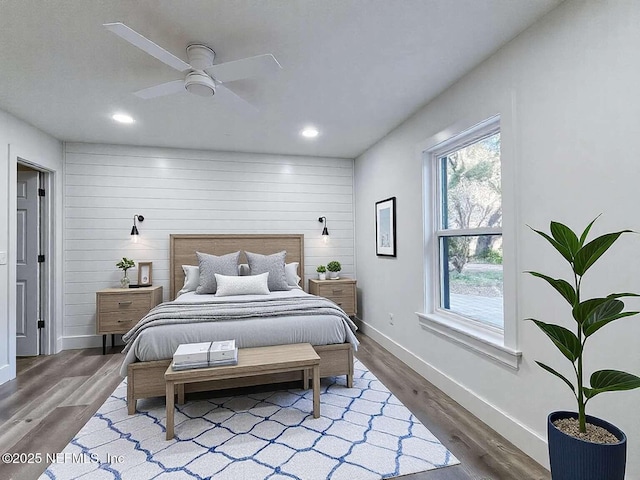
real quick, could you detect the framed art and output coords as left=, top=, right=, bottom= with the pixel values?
left=137, top=262, right=153, bottom=287
left=375, top=196, right=396, bottom=257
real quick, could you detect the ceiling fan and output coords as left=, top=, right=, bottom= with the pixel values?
left=103, top=22, right=281, bottom=107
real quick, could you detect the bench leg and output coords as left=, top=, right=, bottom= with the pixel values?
left=303, top=368, right=309, bottom=390
left=127, top=379, right=136, bottom=415
left=177, top=384, right=185, bottom=404
left=347, top=346, right=354, bottom=388
left=166, top=381, right=175, bottom=440
left=312, top=364, right=320, bottom=418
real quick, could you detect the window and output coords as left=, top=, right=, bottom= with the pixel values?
left=433, top=121, right=503, bottom=330
left=418, top=115, right=520, bottom=369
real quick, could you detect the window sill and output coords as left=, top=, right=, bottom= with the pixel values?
left=416, top=312, right=521, bottom=370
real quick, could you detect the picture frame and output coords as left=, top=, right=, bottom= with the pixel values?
left=137, top=262, right=153, bottom=287
left=375, top=196, right=396, bottom=257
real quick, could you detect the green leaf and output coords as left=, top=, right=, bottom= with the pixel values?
left=526, top=271, right=576, bottom=305
left=529, top=319, right=582, bottom=361
left=607, top=292, right=640, bottom=299
left=583, top=387, right=597, bottom=400
left=579, top=214, right=602, bottom=247
left=528, top=226, right=574, bottom=264
left=573, top=230, right=633, bottom=276
left=573, top=294, right=640, bottom=325
left=587, top=370, right=640, bottom=398
left=536, top=361, right=576, bottom=395
left=550, top=221, right=580, bottom=258
left=583, top=300, right=640, bottom=336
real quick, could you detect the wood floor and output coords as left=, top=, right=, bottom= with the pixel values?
left=0, top=334, right=550, bottom=480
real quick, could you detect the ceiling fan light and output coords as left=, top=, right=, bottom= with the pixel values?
left=186, top=83, right=215, bottom=97
left=185, top=72, right=216, bottom=97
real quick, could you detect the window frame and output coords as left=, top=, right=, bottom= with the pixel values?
left=433, top=124, right=503, bottom=332
left=417, top=114, right=521, bottom=370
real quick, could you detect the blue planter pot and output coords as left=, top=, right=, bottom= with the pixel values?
left=548, top=411, right=626, bottom=480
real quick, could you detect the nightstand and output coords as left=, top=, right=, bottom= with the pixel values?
left=96, top=285, right=163, bottom=354
left=308, top=278, right=357, bottom=316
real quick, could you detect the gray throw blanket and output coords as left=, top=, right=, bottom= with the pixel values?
left=122, top=295, right=359, bottom=354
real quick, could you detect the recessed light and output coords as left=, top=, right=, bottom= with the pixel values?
left=301, top=127, right=319, bottom=138
left=112, top=113, right=135, bottom=124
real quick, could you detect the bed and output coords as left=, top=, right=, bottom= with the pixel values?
left=123, top=233, right=357, bottom=414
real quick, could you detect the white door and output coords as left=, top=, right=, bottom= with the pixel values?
left=16, top=169, right=39, bottom=356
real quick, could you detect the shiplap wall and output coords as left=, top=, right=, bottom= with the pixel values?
left=64, top=143, right=354, bottom=347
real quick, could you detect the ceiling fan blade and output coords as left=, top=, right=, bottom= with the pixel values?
left=215, top=85, right=259, bottom=115
left=104, top=22, right=192, bottom=72
left=134, top=80, right=185, bottom=99
left=204, top=54, right=281, bottom=83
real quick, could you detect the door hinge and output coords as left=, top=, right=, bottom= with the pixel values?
left=38, top=254, right=45, bottom=263
left=38, top=320, right=45, bottom=329
left=38, top=188, right=45, bottom=197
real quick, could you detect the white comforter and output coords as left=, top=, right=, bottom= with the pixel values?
left=119, top=289, right=358, bottom=376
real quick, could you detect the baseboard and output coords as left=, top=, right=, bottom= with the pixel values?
left=61, top=334, right=124, bottom=350
left=356, top=318, right=549, bottom=470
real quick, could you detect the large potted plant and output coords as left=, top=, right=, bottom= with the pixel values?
left=527, top=217, right=640, bottom=480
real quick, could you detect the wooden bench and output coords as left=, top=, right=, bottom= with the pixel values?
left=164, top=343, right=321, bottom=440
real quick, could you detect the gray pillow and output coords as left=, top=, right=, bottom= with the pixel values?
left=245, top=250, right=290, bottom=291
left=195, top=251, right=240, bottom=294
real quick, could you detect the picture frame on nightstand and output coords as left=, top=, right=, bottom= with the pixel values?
left=137, top=262, right=153, bottom=287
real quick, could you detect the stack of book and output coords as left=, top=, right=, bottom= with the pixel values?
left=172, top=339, right=238, bottom=371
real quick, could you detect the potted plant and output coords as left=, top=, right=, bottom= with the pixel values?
left=527, top=217, right=640, bottom=480
left=116, top=257, right=135, bottom=288
left=316, top=265, right=327, bottom=280
left=326, top=260, right=341, bottom=280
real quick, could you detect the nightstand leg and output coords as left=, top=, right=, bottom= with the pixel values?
left=111, top=334, right=115, bottom=351
left=102, top=335, right=106, bottom=355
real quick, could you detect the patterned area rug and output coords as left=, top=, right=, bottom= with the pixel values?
left=41, top=360, right=458, bottom=479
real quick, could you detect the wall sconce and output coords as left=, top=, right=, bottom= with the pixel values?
left=131, top=214, right=144, bottom=243
left=318, top=216, right=329, bottom=244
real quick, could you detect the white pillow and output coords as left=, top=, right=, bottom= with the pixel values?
left=215, top=272, right=270, bottom=297
left=177, top=265, right=199, bottom=298
left=285, top=262, right=301, bottom=287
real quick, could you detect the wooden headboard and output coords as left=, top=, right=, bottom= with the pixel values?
left=169, top=234, right=305, bottom=299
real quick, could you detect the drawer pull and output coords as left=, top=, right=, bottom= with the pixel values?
left=117, top=320, right=129, bottom=323
left=118, top=301, right=132, bottom=306
left=337, top=302, right=342, bottom=306
left=332, top=289, right=343, bottom=294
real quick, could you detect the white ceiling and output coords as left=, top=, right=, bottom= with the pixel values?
left=0, top=0, right=562, bottom=158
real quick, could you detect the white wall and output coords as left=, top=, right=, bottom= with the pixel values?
left=63, top=143, right=354, bottom=348
left=0, top=108, right=63, bottom=384
left=354, top=0, right=640, bottom=477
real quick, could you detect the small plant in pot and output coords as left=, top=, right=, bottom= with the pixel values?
left=527, top=216, right=640, bottom=480
left=326, top=261, right=341, bottom=279
left=116, top=257, right=135, bottom=288
left=316, top=265, right=326, bottom=281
